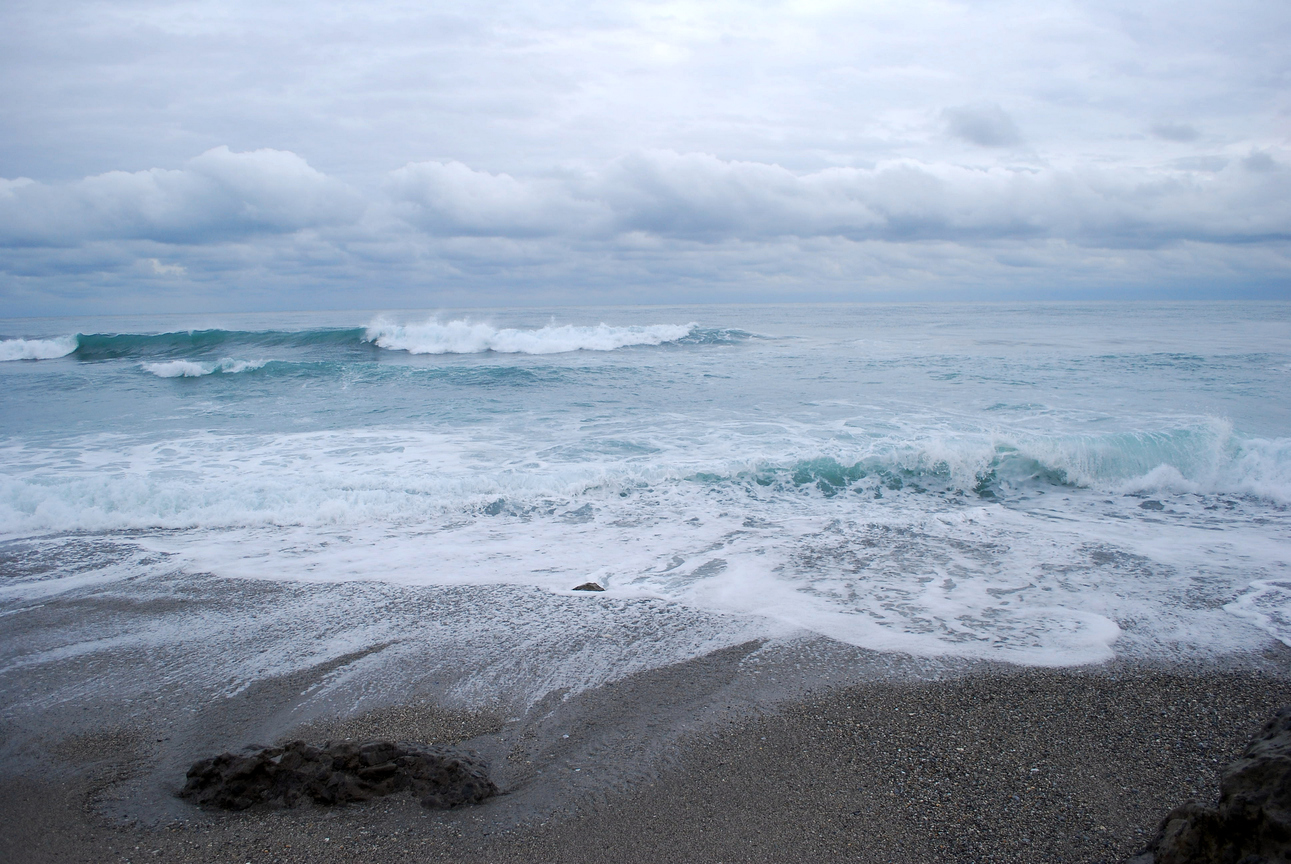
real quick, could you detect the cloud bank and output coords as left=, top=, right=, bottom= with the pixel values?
left=3, top=144, right=1286, bottom=313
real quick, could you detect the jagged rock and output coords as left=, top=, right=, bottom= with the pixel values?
left=573, top=582, right=605, bottom=591
left=179, top=740, right=497, bottom=811
left=1131, top=706, right=1291, bottom=863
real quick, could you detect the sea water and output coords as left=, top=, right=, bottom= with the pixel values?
left=2, top=303, right=1289, bottom=669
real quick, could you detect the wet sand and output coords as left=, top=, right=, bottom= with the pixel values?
left=4, top=647, right=1291, bottom=864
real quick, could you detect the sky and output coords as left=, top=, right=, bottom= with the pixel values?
left=1, top=0, right=1289, bottom=315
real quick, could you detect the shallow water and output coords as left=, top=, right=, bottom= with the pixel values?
left=2, top=302, right=1289, bottom=668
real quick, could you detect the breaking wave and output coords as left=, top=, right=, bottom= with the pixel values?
left=0, top=336, right=77, bottom=361
left=758, top=422, right=1291, bottom=504
left=0, top=320, right=742, bottom=364
left=142, top=358, right=268, bottom=378
left=3, top=421, right=1288, bottom=539
left=364, top=319, right=701, bottom=355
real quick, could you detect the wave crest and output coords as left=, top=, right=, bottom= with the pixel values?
left=142, top=358, right=268, bottom=378
left=764, top=422, right=1291, bottom=504
left=0, top=336, right=77, bottom=361
left=364, top=319, right=697, bottom=355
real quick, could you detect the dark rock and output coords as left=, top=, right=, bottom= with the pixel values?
left=1140, top=500, right=1165, bottom=511
left=1131, top=706, right=1291, bottom=863
left=179, top=740, right=497, bottom=811
left=573, top=582, right=605, bottom=591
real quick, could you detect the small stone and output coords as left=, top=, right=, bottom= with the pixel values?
left=572, top=582, right=605, bottom=591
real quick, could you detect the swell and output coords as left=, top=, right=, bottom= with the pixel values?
left=1, top=321, right=747, bottom=363
left=73, top=327, right=370, bottom=360
left=138, top=358, right=571, bottom=385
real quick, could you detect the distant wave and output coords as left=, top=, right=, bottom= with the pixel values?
left=0, top=336, right=77, bottom=361
left=142, top=358, right=268, bottom=378
left=0, top=321, right=748, bottom=363
left=74, top=328, right=367, bottom=360
left=364, top=319, right=699, bottom=355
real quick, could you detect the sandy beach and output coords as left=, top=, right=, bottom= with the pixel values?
left=3, top=585, right=1289, bottom=864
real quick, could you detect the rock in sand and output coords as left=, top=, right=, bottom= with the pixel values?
left=1130, top=705, right=1291, bottom=863
left=179, top=740, right=497, bottom=811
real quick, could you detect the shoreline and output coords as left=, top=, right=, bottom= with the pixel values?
left=4, top=641, right=1291, bottom=863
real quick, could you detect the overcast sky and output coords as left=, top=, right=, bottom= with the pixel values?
left=2, top=0, right=1289, bottom=315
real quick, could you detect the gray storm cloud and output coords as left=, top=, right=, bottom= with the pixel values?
left=942, top=105, right=1024, bottom=148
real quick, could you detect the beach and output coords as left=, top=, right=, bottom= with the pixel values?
left=2, top=602, right=1289, bottom=864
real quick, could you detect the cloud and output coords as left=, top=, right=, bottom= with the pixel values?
left=1, top=145, right=1288, bottom=315
left=1151, top=122, right=1201, bottom=142
left=0, top=147, right=363, bottom=248
left=6, top=147, right=1290, bottom=253
left=147, top=258, right=187, bottom=277
left=1242, top=151, right=1279, bottom=173
left=385, top=161, right=607, bottom=237
left=942, top=104, right=1023, bottom=148
left=380, top=149, right=1291, bottom=248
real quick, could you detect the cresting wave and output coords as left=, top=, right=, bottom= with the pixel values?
left=0, top=319, right=742, bottom=363
left=364, top=319, right=700, bottom=354
left=142, top=358, right=268, bottom=378
left=788, top=421, right=1291, bottom=504
left=2, top=422, right=1288, bottom=538
left=0, top=336, right=77, bottom=361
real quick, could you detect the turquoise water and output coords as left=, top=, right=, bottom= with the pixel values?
left=2, top=302, right=1289, bottom=665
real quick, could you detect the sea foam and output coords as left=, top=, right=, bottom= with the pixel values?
left=0, top=336, right=77, bottom=361
left=142, top=358, right=267, bottom=377
left=365, top=319, right=696, bottom=354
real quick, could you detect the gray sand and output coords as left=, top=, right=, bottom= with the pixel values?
left=3, top=562, right=1290, bottom=863
left=5, top=656, right=1291, bottom=863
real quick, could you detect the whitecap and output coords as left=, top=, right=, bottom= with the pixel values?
left=142, top=358, right=267, bottom=378
left=365, top=318, right=696, bottom=355
left=0, top=336, right=77, bottom=361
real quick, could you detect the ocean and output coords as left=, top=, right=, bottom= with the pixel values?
left=2, top=302, right=1289, bottom=680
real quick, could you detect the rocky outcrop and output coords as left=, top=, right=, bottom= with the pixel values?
left=1131, top=706, right=1291, bottom=863
left=573, top=582, right=604, bottom=591
left=179, top=740, right=497, bottom=811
